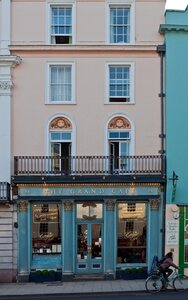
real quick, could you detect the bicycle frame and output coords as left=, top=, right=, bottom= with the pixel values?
left=145, top=268, right=180, bottom=292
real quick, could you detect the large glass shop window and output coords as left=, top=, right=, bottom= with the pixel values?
left=117, top=203, right=147, bottom=264
left=32, top=204, right=61, bottom=254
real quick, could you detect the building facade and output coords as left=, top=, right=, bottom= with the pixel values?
left=160, top=2, right=188, bottom=276
left=0, top=0, right=165, bottom=282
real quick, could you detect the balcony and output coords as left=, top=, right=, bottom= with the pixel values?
left=14, top=155, right=165, bottom=178
left=0, top=182, right=10, bottom=202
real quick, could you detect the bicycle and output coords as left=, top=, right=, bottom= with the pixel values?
left=145, top=268, right=188, bottom=293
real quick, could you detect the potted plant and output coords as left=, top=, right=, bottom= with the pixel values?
left=29, top=269, right=61, bottom=282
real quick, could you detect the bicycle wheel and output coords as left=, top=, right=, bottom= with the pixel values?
left=145, top=274, right=163, bottom=293
left=173, top=275, right=188, bottom=291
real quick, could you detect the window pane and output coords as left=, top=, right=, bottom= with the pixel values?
left=51, top=6, right=72, bottom=44
left=109, top=66, right=130, bottom=101
left=61, top=132, right=71, bottom=140
left=120, top=132, right=129, bottom=139
left=110, top=7, right=130, bottom=43
left=117, top=203, right=146, bottom=264
left=109, top=132, right=119, bottom=139
left=50, top=66, right=72, bottom=102
left=50, top=132, right=61, bottom=140
left=77, top=203, right=103, bottom=219
left=32, top=204, right=61, bottom=254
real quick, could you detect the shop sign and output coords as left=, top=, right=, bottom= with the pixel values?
left=166, top=220, right=179, bottom=245
left=19, top=185, right=160, bottom=197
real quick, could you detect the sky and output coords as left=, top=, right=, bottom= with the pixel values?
left=165, top=0, right=188, bottom=10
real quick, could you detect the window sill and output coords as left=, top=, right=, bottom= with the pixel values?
left=104, top=102, right=135, bottom=105
left=45, top=101, right=76, bottom=105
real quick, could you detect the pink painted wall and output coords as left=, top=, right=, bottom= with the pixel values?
left=11, top=50, right=161, bottom=156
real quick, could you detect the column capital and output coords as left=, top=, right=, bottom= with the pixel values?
left=150, top=198, right=160, bottom=210
left=63, top=200, right=74, bottom=211
left=105, top=199, right=116, bottom=211
left=18, top=201, right=28, bottom=212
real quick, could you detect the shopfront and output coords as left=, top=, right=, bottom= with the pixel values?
left=16, top=183, right=164, bottom=281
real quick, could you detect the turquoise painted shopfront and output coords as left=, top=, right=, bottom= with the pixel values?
left=160, top=5, right=188, bottom=274
left=16, top=183, right=164, bottom=281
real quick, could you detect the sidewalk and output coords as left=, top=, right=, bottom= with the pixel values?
left=0, top=280, right=146, bottom=296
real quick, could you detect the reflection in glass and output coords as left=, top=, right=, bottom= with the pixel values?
left=77, top=224, right=88, bottom=259
left=32, top=204, right=61, bottom=254
left=117, top=203, right=147, bottom=264
left=92, top=224, right=102, bottom=259
left=77, top=203, right=103, bottom=219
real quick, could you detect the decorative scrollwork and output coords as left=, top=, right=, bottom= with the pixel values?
left=106, top=200, right=115, bottom=211
left=108, top=117, right=131, bottom=129
left=150, top=198, right=160, bottom=210
left=18, top=201, right=28, bottom=212
left=49, top=117, right=72, bottom=130
left=64, top=200, right=73, bottom=211
left=0, top=81, right=13, bottom=90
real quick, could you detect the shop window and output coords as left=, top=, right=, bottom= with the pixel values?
left=117, top=202, right=146, bottom=264
left=32, top=204, right=61, bottom=254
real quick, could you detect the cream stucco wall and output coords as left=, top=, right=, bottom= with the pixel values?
left=11, top=0, right=165, bottom=45
left=11, top=50, right=161, bottom=158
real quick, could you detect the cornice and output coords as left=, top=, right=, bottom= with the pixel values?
left=9, top=44, right=160, bottom=53
left=159, top=24, right=188, bottom=34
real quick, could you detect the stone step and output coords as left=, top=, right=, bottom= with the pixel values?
left=74, top=274, right=105, bottom=281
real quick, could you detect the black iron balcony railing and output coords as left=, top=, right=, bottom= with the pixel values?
left=0, top=182, right=10, bottom=201
left=14, top=155, right=165, bottom=176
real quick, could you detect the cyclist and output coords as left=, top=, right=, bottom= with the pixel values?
left=158, top=251, right=180, bottom=283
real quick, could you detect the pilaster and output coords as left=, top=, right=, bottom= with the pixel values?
left=0, top=56, right=21, bottom=182
left=62, top=200, right=74, bottom=280
left=104, top=199, right=116, bottom=280
left=17, top=201, right=29, bottom=282
left=0, top=0, right=11, bottom=55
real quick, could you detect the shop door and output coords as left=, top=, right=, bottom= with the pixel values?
left=76, top=223, right=103, bottom=273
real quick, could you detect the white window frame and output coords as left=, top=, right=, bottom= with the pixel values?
left=105, top=62, right=135, bottom=104
left=104, top=114, right=135, bottom=158
left=46, top=62, right=75, bottom=104
left=46, top=0, right=76, bottom=45
left=106, top=0, right=135, bottom=45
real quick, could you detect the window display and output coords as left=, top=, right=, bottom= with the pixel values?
left=32, top=204, right=61, bottom=254
left=117, top=202, right=147, bottom=264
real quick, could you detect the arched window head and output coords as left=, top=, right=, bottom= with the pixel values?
left=49, top=117, right=72, bottom=131
left=108, top=117, right=131, bottom=130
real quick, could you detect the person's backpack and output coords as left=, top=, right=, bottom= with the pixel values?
left=157, top=256, right=166, bottom=267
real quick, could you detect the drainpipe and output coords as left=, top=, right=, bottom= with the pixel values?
left=157, top=44, right=166, bottom=257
